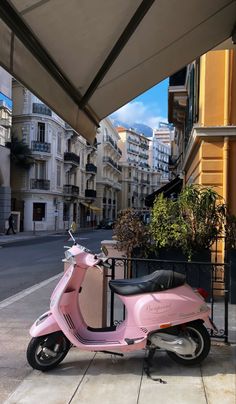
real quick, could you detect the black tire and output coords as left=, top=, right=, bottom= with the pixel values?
left=27, top=331, right=71, bottom=371
left=167, top=321, right=211, bottom=366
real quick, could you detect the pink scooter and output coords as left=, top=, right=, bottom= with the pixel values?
left=27, top=231, right=216, bottom=371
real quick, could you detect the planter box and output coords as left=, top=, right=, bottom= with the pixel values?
left=228, top=249, right=236, bottom=304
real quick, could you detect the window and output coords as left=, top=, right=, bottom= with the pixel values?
left=35, top=161, right=46, bottom=179
left=56, top=164, right=61, bottom=187
left=33, top=202, right=46, bottom=221
left=57, top=133, right=62, bottom=154
left=37, top=122, right=45, bottom=142
left=63, top=203, right=70, bottom=221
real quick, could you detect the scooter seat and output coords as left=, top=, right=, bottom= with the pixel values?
left=109, top=270, right=185, bottom=296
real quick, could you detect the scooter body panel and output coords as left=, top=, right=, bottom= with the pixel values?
left=120, top=283, right=210, bottom=330
left=30, top=311, right=60, bottom=337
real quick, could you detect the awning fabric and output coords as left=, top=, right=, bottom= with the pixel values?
left=80, top=202, right=102, bottom=212
left=145, top=177, right=183, bottom=207
left=0, top=1, right=235, bottom=143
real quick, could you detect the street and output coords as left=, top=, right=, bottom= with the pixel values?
left=0, top=229, right=112, bottom=301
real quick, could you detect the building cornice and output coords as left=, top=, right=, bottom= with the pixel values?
left=182, top=125, right=236, bottom=171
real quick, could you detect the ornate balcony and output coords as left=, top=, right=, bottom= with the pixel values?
left=85, top=163, right=97, bottom=174
left=31, top=141, right=51, bottom=153
left=64, top=152, right=80, bottom=166
left=63, top=184, right=79, bottom=196
left=85, top=189, right=96, bottom=198
left=103, top=156, right=122, bottom=172
left=30, top=179, right=50, bottom=190
left=32, top=102, right=52, bottom=116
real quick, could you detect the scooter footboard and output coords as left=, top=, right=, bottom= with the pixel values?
left=30, top=311, right=61, bottom=337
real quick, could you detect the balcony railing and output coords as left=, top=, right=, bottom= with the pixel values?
left=31, top=141, right=51, bottom=153
left=30, top=179, right=50, bottom=190
left=32, top=102, right=52, bottom=116
left=85, top=163, right=97, bottom=174
left=63, top=184, right=79, bottom=196
left=64, top=152, right=80, bottom=165
left=103, top=157, right=122, bottom=172
left=85, top=189, right=96, bottom=198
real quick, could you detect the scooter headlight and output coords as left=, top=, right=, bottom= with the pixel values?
left=64, top=250, right=74, bottom=260
left=35, top=312, right=51, bottom=326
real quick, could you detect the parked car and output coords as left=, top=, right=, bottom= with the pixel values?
left=97, top=218, right=114, bottom=229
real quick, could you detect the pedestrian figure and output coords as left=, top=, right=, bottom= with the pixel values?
left=6, top=214, right=16, bottom=235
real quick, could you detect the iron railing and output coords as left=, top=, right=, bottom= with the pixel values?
left=105, top=257, right=229, bottom=343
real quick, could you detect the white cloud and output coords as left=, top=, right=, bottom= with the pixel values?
left=111, top=101, right=167, bottom=129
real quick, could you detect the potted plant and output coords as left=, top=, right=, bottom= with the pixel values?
left=113, top=208, right=150, bottom=257
left=113, top=208, right=151, bottom=277
left=177, top=185, right=226, bottom=260
left=150, top=185, right=226, bottom=296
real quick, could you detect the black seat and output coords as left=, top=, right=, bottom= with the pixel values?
left=109, top=270, right=185, bottom=296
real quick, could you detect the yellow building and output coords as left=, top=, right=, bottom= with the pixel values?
left=169, top=48, right=236, bottom=261
left=169, top=49, right=236, bottom=206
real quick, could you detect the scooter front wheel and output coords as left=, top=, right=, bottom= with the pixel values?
left=167, top=321, right=211, bottom=366
left=27, top=331, right=71, bottom=371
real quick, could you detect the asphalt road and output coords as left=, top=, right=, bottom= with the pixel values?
left=0, top=229, right=112, bottom=301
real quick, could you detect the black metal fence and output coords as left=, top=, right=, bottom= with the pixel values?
left=105, top=257, right=229, bottom=343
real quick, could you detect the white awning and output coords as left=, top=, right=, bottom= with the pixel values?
left=0, top=0, right=235, bottom=143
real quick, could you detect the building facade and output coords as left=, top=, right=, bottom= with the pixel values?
left=168, top=48, right=236, bottom=260
left=11, top=81, right=99, bottom=231
left=0, top=67, right=12, bottom=233
left=149, top=127, right=171, bottom=183
left=96, top=119, right=122, bottom=220
left=117, top=127, right=160, bottom=211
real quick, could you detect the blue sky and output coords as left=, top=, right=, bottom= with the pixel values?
left=110, top=79, right=168, bottom=128
left=0, top=91, right=12, bottom=109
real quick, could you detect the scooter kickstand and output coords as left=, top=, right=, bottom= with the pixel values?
left=144, top=349, right=167, bottom=384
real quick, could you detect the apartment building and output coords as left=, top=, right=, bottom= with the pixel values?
left=96, top=119, right=122, bottom=220
left=117, top=127, right=160, bottom=211
left=0, top=67, right=12, bottom=233
left=168, top=48, right=236, bottom=261
left=11, top=81, right=98, bottom=231
left=149, top=127, right=171, bottom=183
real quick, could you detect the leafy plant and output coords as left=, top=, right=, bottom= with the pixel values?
left=113, top=208, right=150, bottom=257
left=178, top=185, right=226, bottom=258
left=6, top=136, right=34, bottom=169
left=150, top=185, right=226, bottom=260
left=150, top=193, right=186, bottom=251
left=225, top=213, right=236, bottom=250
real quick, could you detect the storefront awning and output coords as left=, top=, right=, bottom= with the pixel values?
left=80, top=202, right=102, bottom=212
left=0, top=1, right=235, bottom=143
left=145, top=177, right=183, bottom=207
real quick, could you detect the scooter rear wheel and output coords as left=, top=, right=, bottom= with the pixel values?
left=166, top=321, right=211, bottom=366
left=27, top=331, right=71, bottom=371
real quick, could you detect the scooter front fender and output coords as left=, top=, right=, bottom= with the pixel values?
left=30, top=310, right=61, bottom=337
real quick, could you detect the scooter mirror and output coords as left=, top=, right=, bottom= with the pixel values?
left=70, top=221, right=77, bottom=233
left=101, top=245, right=108, bottom=256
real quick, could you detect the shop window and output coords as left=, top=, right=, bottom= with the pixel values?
left=33, top=203, right=46, bottom=221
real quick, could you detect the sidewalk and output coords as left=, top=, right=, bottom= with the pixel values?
left=0, top=276, right=235, bottom=404
left=0, top=227, right=96, bottom=246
